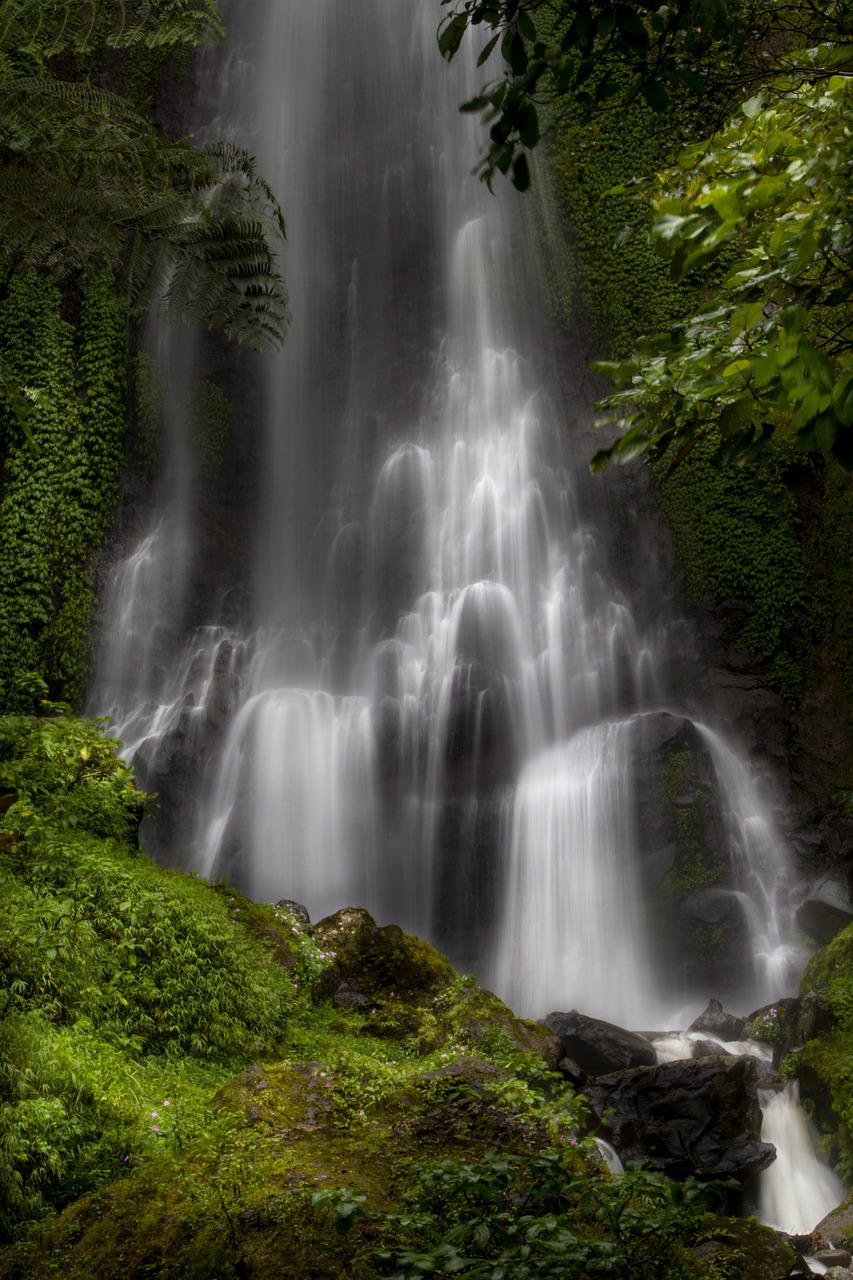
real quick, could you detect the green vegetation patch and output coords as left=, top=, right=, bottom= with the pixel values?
left=793, top=924, right=853, bottom=1179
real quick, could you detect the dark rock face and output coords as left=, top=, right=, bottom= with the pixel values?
left=689, top=998, right=746, bottom=1042
left=588, top=1055, right=776, bottom=1179
left=544, top=1010, right=656, bottom=1076
left=796, top=899, right=853, bottom=946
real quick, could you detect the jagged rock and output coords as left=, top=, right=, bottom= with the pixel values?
left=796, top=900, right=853, bottom=946
left=275, top=899, right=311, bottom=924
left=689, top=998, right=746, bottom=1042
left=543, top=1010, right=656, bottom=1076
left=588, top=1055, right=775, bottom=1179
left=814, top=1195, right=853, bottom=1251
left=557, top=1056, right=586, bottom=1087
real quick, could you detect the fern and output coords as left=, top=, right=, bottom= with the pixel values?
left=0, top=65, right=289, bottom=349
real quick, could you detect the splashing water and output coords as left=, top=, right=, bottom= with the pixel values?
left=759, top=1083, right=845, bottom=1235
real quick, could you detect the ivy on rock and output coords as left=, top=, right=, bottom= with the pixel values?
left=0, top=270, right=125, bottom=709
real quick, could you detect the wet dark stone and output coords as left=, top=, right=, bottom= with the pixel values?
left=543, top=1010, right=656, bottom=1076
left=275, top=899, right=311, bottom=924
left=588, top=1055, right=775, bottom=1179
left=796, top=899, right=853, bottom=946
left=689, top=998, right=746, bottom=1042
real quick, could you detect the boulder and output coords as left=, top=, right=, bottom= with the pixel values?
left=311, top=907, right=455, bottom=1004
left=745, top=993, right=833, bottom=1066
left=543, top=1010, right=656, bottom=1076
left=689, top=998, right=746, bottom=1042
left=816, top=1251, right=853, bottom=1269
left=796, top=899, right=853, bottom=946
left=275, top=899, right=311, bottom=925
left=814, top=1195, right=853, bottom=1251
left=588, top=1055, right=775, bottom=1179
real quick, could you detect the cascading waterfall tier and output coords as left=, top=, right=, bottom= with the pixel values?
left=91, top=0, right=805, bottom=1029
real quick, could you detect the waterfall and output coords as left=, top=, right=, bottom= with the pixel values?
left=653, top=1036, right=844, bottom=1236
left=90, top=0, right=805, bottom=1030
left=759, top=1082, right=845, bottom=1235
left=490, top=720, right=654, bottom=1026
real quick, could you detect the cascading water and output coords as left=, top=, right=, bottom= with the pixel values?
left=652, top=1035, right=844, bottom=1237
left=91, top=0, right=807, bottom=1032
left=759, top=1082, right=845, bottom=1235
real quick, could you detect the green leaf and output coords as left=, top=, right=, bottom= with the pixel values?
left=741, top=93, right=764, bottom=119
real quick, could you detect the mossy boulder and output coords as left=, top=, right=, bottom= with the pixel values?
left=691, top=1218, right=796, bottom=1279
left=311, top=907, right=455, bottom=1005
left=790, top=924, right=853, bottom=1175
left=407, top=1057, right=548, bottom=1151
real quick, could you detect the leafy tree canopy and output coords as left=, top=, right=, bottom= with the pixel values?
left=0, top=0, right=288, bottom=350
left=439, top=0, right=851, bottom=471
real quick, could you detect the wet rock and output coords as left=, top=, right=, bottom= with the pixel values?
left=689, top=998, right=746, bottom=1042
left=796, top=900, right=853, bottom=946
left=275, top=899, right=311, bottom=925
left=543, top=1010, right=656, bottom=1076
left=814, top=1195, right=853, bottom=1251
left=690, top=1220, right=796, bottom=1279
left=816, top=1251, right=853, bottom=1269
left=331, top=982, right=371, bottom=1010
left=588, top=1055, right=775, bottom=1179
left=691, top=1038, right=733, bottom=1059
left=557, top=1056, right=586, bottom=1087
left=746, top=993, right=832, bottom=1067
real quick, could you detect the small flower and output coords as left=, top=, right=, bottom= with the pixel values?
left=358, top=1109, right=365, bottom=1117
left=163, top=1100, right=171, bottom=1107
left=151, top=1124, right=159, bottom=1133
left=150, top=1110, right=158, bottom=1119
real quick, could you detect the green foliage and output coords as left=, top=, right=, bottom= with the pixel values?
left=323, top=1148, right=739, bottom=1279
left=192, top=378, right=232, bottom=483
left=0, top=0, right=224, bottom=68
left=795, top=925, right=853, bottom=1180
left=655, top=428, right=807, bottom=703
left=593, top=74, right=852, bottom=472
left=0, top=713, right=298, bottom=1237
left=744, top=1006, right=784, bottom=1046
left=0, top=3, right=288, bottom=350
left=439, top=0, right=766, bottom=190
left=0, top=271, right=125, bottom=709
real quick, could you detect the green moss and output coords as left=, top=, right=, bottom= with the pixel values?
left=795, top=924, right=853, bottom=1178
left=655, top=430, right=807, bottom=707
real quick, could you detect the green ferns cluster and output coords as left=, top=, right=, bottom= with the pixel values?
left=0, top=271, right=125, bottom=710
